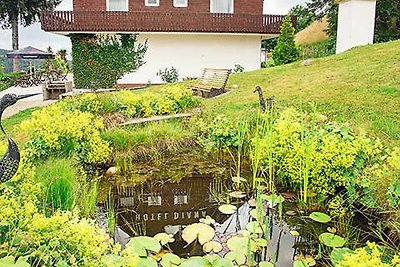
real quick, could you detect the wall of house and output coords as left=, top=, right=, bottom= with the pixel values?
left=116, top=33, right=262, bottom=85
left=73, top=0, right=263, bottom=14
left=336, top=0, right=377, bottom=54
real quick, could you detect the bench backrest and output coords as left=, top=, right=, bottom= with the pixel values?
left=199, top=68, right=231, bottom=89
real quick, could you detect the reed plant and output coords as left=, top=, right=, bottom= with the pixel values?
left=34, top=158, right=78, bottom=215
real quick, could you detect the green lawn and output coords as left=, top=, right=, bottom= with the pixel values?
left=207, top=40, right=400, bottom=146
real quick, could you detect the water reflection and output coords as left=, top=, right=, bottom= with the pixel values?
left=106, top=173, right=297, bottom=266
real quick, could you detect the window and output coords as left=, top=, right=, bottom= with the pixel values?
left=210, top=0, right=233, bottom=13
left=145, top=0, right=159, bottom=7
left=107, top=0, right=129, bottom=11
left=147, top=195, right=162, bottom=206
left=174, top=0, right=188, bottom=8
left=174, top=194, right=188, bottom=205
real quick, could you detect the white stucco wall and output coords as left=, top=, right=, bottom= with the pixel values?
left=336, top=0, right=377, bottom=54
left=117, top=33, right=262, bottom=84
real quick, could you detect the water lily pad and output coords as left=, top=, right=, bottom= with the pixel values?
left=227, top=236, right=258, bottom=252
left=182, top=223, right=215, bottom=245
left=295, top=255, right=316, bottom=266
left=0, top=256, right=30, bottom=267
left=248, top=199, right=257, bottom=207
left=285, top=210, right=297, bottom=216
left=125, top=236, right=161, bottom=256
left=161, top=253, right=181, bottom=267
left=204, top=255, right=234, bottom=267
left=203, top=241, right=223, bottom=253
left=232, top=176, right=247, bottom=183
left=237, top=229, right=250, bottom=237
left=290, top=230, right=300, bottom=236
left=249, top=209, right=266, bottom=219
left=229, top=191, right=246, bottom=199
left=309, top=212, right=331, bottom=223
left=254, top=238, right=268, bottom=247
left=218, top=204, right=237, bottom=215
left=262, top=194, right=285, bottom=207
left=180, top=256, right=211, bottom=267
left=259, top=262, right=274, bottom=267
left=154, top=233, right=175, bottom=245
left=293, top=259, right=308, bottom=267
left=224, top=251, right=246, bottom=265
left=319, top=233, right=345, bottom=248
left=137, top=258, right=158, bottom=267
left=199, top=216, right=215, bottom=225
left=330, top=248, right=354, bottom=266
left=327, top=227, right=337, bottom=234
left=246, top=221, right=264, bottom=234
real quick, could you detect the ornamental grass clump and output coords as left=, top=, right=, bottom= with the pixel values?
left=19, top=105, right=111, bottom=165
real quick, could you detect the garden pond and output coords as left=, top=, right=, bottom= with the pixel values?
left=97, top=149, right=374, bottom=267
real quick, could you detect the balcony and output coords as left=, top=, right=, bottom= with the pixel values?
left=41, top=11, right=293, bottom=35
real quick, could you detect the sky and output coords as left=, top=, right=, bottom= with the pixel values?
left=0, top=0, right=306, bottom=53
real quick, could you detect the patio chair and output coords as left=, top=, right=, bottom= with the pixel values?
left=189, top=68, right=231, bottom=98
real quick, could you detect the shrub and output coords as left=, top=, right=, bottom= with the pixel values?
left=336, top=242, right=400, bottom=267
left=0, top=66, right=20, bottom=91
left=20, top=105, right=111, bottom=165
left=157, top=67, right=179, bottom=83
left=272, top=16, right=299, bottom=66
left=70, top=34, right=147, bottom=89
left=299, top=39, right=335, bottom=59
left=59, top=85, right=201, bottom=119
left=233, top=64, right=244, bottom=73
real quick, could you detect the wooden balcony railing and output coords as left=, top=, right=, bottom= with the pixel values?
left=41, top=11, right=293, bottom=35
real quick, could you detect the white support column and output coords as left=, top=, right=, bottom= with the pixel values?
left=336, top=0, right=377, bottom=54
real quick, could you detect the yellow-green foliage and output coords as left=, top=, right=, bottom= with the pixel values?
left=58, top=84, right=201, bottom=119
left=0, top=165, right=110, bottom=267
left=255, top=108, right=381, bottom=197
left=337, top=242, right=400, bottom=267
left=19, top=105, right=111, bottom=165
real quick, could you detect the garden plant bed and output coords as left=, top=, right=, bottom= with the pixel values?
left=0, top=41, right=399, bottom=267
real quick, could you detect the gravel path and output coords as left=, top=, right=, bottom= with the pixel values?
left=0, top=85, right=56, bottom=119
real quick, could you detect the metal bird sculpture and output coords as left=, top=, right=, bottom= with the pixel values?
left=0, top=93, right=39, bottom=183
left=253, top=86, right=275, bottom=113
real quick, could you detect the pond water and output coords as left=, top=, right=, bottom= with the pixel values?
left=98, top=150, right=302, bottom=266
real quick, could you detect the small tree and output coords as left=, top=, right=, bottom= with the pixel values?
left=272, top=16, right=299, bottom=66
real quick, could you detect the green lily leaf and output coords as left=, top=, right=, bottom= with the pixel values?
left=137, top=257, right=157, bottom=267
left=182, top=223, right=215, bottom=245
left=309, top=212, right=331, bottom=223
left=199, top=216, right=215, bottom=225
left=224, top=251, right=246, bottom=265
left=319, top=233, right=346, bottom=248
left=161, top=253, right=181, bottom=267
left=204, top=254, right=234, bottom=267
left=227, top=236, right=258, bottom=252
left=154, top=233, right=175, bottom=245
left=246, top=221, right=264, bottom=234
left=218, top=204, right=237, bottom=215
left=180, top=256, right=211, bottom=267
left=0, top=256, right=31, bottom=267
left=125, top=236, right=162, bottom=256
left=203, top=241, right=223, bottom=253
left=229, top=191, right=246, bottom=199
left=259, top=262, right=274, bottom=267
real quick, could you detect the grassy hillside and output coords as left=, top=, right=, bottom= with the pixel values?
left=207, top=40, right=400, bottom=146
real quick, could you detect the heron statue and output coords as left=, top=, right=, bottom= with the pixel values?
left=0, top=93, right=40, bottom=183
left=253, top=86, right=275, bottom=113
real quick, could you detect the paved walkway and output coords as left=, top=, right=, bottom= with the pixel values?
left=0, top=85, right=56, bottom=119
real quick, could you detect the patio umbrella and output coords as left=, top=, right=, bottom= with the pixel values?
left=6, top=46, right=55, bottom=75
left=6, top=46, right=55, bottom=60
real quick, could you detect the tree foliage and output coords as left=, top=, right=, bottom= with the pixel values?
left=306, top=0, right=400, bottom=43
left=288, top=4, right=317, bottom=32
left=272, top=16, right=299, bottom=66
left=0, top=0, right=61, bottom=28
left=70, top=34, right=147, bottom=89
